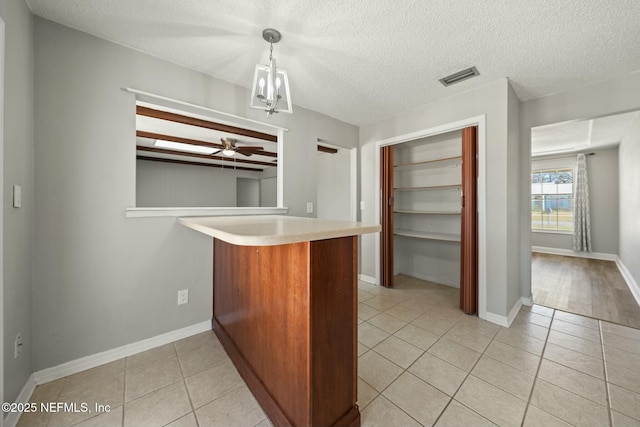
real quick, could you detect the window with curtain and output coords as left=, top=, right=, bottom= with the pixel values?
left=531, top=168, right=574, bottom=232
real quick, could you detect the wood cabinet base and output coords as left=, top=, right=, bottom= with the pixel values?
left=212, top=237, right=360, bottom=427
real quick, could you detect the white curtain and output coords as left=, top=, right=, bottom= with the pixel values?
left=573, top=153, right=592, bottom=251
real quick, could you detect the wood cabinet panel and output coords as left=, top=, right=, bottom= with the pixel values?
left=213, top=237, right=360, bottom=427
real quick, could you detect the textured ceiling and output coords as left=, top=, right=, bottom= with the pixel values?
left=532, top=110, right=640, bottom=155
left=26, top=0, right=640, bottom=125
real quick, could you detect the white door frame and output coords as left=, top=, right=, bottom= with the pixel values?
left=372, top=115, right=488, bottom=321
left=317, top=139, right=358, bottom=222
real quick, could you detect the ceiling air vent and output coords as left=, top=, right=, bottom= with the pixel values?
left=439, top=66, right=480, bottom=87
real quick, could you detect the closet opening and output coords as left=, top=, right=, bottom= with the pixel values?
left=380, top=126, right=478, bottom=314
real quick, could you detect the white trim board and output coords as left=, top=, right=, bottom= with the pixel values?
left=373, top=115, right=488, bottom=322
left=532, top=248, right=640, bottom=312
left=484, top=297, right=529, bottom=328
left=125, top=206, right=288, bottom=218
left=33, top=321, right=211, bottom=385
left=3, top=375, right=36, bottom=427
left=616, top=257, right=640, bottom=308
left=358, top=274, right=377, bottom=285
left=5, top=321, right=211, bottom=427
left=532, top=246, right=617, bottom=261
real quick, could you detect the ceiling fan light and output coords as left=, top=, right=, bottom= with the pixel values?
left=154, top=139, right=216, bottom=155
left=222, top=148, right=236, bottom=156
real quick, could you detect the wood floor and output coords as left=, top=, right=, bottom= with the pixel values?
left=532, top=252, right=640, bottom=329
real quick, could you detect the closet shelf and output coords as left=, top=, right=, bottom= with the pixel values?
left=394, top=229, right=461, bottom=242
left=394, top=210, right=461, bottom=215
left=394, top=184, right=461, bottom=191
left=394, top=156, right=462, bottom=171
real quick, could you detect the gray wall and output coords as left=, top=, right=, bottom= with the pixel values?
left=530, top=147, right=619, bottom=254
left=317, top=149, right=351, bottom=221
left=520, top=71, right=640, bottom=299
left=0, top=0, right=34, bottom=404
left=32, top=17, right=358, bottom=371
left=136, top=159, right=265, bottom=207
left=360, top=79, right=522, bottom=318
left=236, top=178, right=259, bottom=207
left=260, top=177, right=277, bottom=207
left=619, top=116, right=640, bottom=286
left=507, top=83, right=522, bottom=309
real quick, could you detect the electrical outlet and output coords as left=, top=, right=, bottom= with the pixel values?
left=15, top=333, right=23, bottom=359
left=306, top=202, right=313, bottom=213
left=177, top=289, right=189, bottom=305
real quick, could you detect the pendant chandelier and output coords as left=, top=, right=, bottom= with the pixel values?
left=250, top=28, right=292, bottom=116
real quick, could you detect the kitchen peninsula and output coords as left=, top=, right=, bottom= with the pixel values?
left=179, top=215, right=380, bottom=427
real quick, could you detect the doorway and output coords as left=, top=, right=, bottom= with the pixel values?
left=379, top=125, right=479, bottom=315
left=316, top=140, right=357, bottom=221
left=374, top=116, right=488, bottom=319
left=529, top=111, right=640, bottom=327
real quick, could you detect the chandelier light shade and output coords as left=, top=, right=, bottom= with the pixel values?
left=250, top=28, right=292, bottom=116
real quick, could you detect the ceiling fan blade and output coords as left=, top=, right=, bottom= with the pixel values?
left=235, top=146, right=265, bottom=157
left=211, top=149, right=222, bottom=155
left=236, top=146, right=264, bottom=152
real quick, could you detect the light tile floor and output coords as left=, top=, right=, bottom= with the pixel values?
left=18, top=275, right=640, bottom=427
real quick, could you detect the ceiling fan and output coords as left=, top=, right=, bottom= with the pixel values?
left=216, top=137, right=264, bottom=157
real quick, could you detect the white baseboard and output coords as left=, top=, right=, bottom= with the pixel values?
left=4, top=374, right=36, bottom=427
left=616, top=256, right=640, bottom=308
left=483, top=311, right=509, bottom=327
left=483, top=297, right=527, bottom=328
left=532, top=246, right=616, bottom=261
left=358, top=274, right=377, bottom=285
left=33, top=320, right=211, bottom=385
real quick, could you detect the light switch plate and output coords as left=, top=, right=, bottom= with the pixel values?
left=360, top=200, right=365, bottom=210
left=306, top=202, right=313, bottom=213
left=13, top=185, right=22, bottom=208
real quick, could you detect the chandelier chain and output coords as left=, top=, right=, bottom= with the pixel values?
left=269, top=38, right=273, bottom=61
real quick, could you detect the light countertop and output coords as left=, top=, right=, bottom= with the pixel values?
left=178, top=215, right=381, bottom=246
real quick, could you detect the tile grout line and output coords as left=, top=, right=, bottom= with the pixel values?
left=387, top=313, right=462, bottom=426
left=420, top=315, right=496, bottom=427
left=362, top=308, right=462, bottom=426
left=599, top=320, right=614, bottom=427
left=363, top=292, right=511, bottom=426
left=519, top=308, right=555, bottom=427
left=172, top=342, right=200, bottom=427
left=358, top=285, right=636, bottom=426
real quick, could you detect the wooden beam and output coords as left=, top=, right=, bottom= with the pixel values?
left=317, top=145, right=338, bottom=154
left=136, top=146, right=277, bottom=167
left=137, top=131, right=277, bottom=158
left=137, top=156, right=263, bottom=172
left=137, top=106, right=277, bottom=143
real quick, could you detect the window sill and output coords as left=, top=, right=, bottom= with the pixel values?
left=531, top=229, right=573, bottom=235
left=125, top=207, right=289, bottom=218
